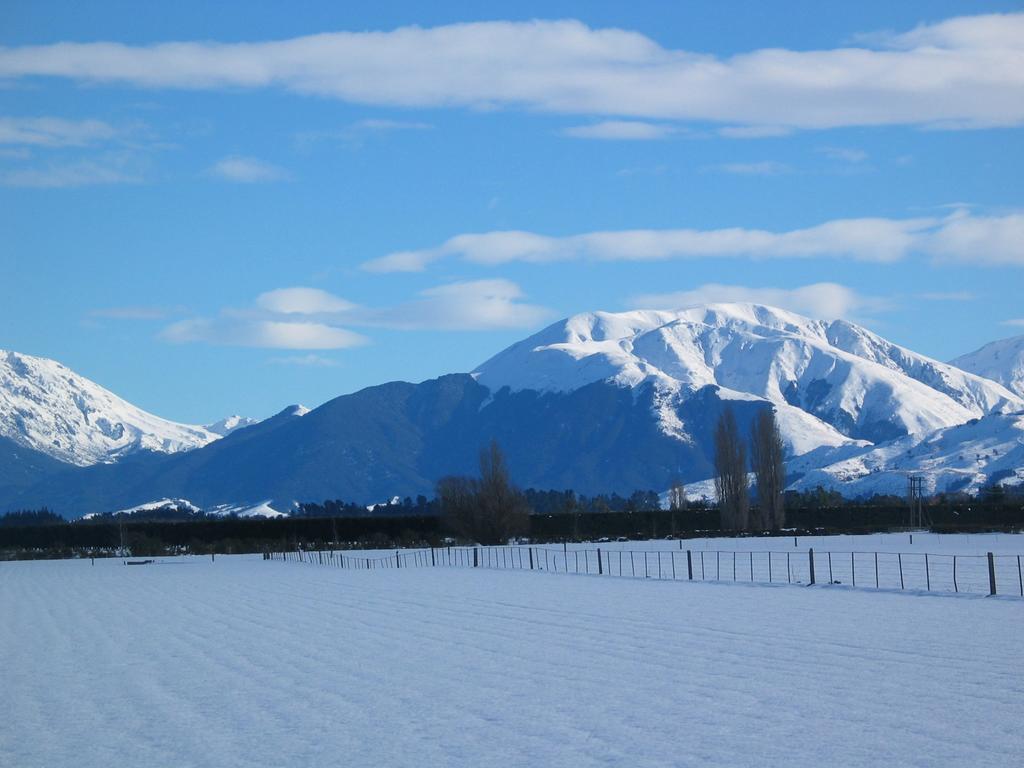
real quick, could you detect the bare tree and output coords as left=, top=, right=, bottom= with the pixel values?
left=438, top=441, right=530, bottom=544
left=667, top=477, right=686, bottom=536
left=714, top=408, right=749, bottom=530
left=437, top=475, right=479, bottom=541
left=751, top=408, right=786, bottom=531
left=667, top=478, right=687, bottom=513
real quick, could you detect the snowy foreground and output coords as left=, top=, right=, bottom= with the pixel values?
left=3, top=556, right=1023, bottom=768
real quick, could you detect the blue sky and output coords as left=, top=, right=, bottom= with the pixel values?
left=2, top=1, right=1023, bottom=424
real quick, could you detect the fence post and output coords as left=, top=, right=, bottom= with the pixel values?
left=874, top=552, right=879, bottom=588
left=474, top=548, right=479, bottom=568
left=988, top=552, right=997, bottom=596
left=808, top=548, right=815, bottom=585
left=686, top=550, right=693, bottom=580
left=529, top=547, right=534, bottom=570
left=396, top=550, right=400, bottom=568
left=597, top=548, right=603, bottom=575
left=898, top=553, right=904, bottom=589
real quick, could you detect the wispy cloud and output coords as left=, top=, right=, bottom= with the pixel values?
left=1001, top=318, right=1024, bottom=327
left=714, top=160, right=791, bottom=175
left=160, top=280, right=552, bottom=350
left=629, top=283, right=889, bottom=320
left=295, top=118, right=433, bottom=148
left=266, top=354, right=340, bottom=367
left=0, top=152, right=145, bottom=188
left=817, top=146, right=868, bottom=163
left=918, top=291, right=976, bottom=302
left=0, top=116, right=118, bottom=147
left=162, top=317, right=367, bottom=350
left=718, top=125, right=793, bottom=139
left=561, top=121, right=679, bottom=140
left=208, top=155, right=288, bottom=183
left=362, top=209, right=1024, bottom=272
left=89, top=305, right=187, bottom=320
left=2, top=14, right=1023, bottom=130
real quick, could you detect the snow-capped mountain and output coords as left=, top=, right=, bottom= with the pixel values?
left=951, top=335, right=1024, bottom=398
left=475, top=304, right=1023, bottom=453
left=0, top=349, right=220, bottom=466
left=3, top=304, right=1024, bottom=514
left=205, top=415, right=260, bottom=437
left=789, top=411, right=1024, bottom=497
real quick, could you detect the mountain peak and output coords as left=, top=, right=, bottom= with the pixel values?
left=0, top=349, right=220, bottom=466
left=205, top=415, right=260, bottom=436
left=951, top=334, right=1024, bottom=398
left=474, top=303, right=1023, bottom=450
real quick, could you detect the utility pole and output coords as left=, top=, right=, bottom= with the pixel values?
left=907, top=476, right=927, bottom=528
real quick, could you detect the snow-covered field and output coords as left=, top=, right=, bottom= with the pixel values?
left=3, top=554, right=1022, bottom=767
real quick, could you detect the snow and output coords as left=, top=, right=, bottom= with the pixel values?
left=473, top=303, right=1022, bottom=455
left=207, top=499, right=288, bottom=519
left=81, top=498, right=287, bottom=519
left=81, top=498, right=201, bottom=520
left=790, top=410, right=1024, bottom=496
left=952, top=334, right=1024, bottom=398
left=3, top=553, right=1022, bottom=767
left=204, top=414, right=259, bottom=436
left=0, top=349, right=219, bottom=465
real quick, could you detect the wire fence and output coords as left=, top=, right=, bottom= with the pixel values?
left=265, top=544, right=1024, bottom=597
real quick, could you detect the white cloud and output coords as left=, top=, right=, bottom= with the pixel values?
left=718, top=125, right=792, bottom=139
left=629, top=283, right=888, bottom=320
left=369, top=279, right=554, bottom=330
left=362, top=210, right=1024, bottom=272
left=160, top=280, right=552, bottom=349
left=0, top=116, right=118, bottom=146
left=162, top=317, right=367, bottom=350
left=3, top=14, right=1024, bottom=130
left=924, top=211, right=1024, bottom=266
left=817, top=146, right=868, bottom=163
left=1002, top=318, right=1024, bottom=327
left=561, top=121, right=677, bottom=140
left=363, top=217, right=933, bottom=272
left=208, top=155, right=288, bottom=183
left=255, top=287, right=355, bottom=315
left=295, top=118, right=433, bottom=147
left=715, top=160, right=791, bottom=175
left=0, top=153, right=144, bottom=187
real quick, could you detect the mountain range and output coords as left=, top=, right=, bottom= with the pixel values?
left=2, top=305, right=1022, bottom=517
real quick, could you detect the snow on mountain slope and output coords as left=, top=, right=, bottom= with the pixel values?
left=0, top=350, right=219, bottom=466
left=474, top=303, right=1022, bottom=452
left=205, top=415, right=260, bottom=437
left=789, top=411, right=1024, bottom=497
left=950, top=335, right=1024, bottom=398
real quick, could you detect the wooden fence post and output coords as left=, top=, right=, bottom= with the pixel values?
left=396, top=550, right=400, bottom=568
left=808, top=548, right=815, bottom=585
left=686, top=550, right=693, bottom=580
left=529, top=547, right=534, bottom=570
left=987, top=552, right=997, bottom=596
left=597, top=548, right=603, bottom=575
left=474, top=547, right=479, bottom=568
